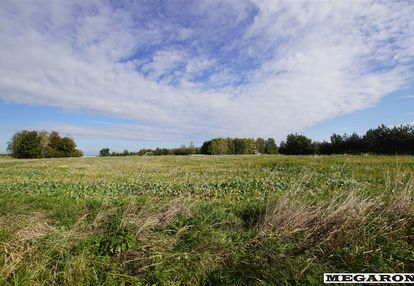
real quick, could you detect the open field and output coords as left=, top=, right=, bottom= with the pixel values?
left=0, top=155, right=413, bottom=285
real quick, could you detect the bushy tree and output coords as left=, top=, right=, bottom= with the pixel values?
left=45, top=131, right=82, bottom=157
left=255, top=138, right=266, bottom=154
left=234, top=138, right=245, bottom=154
left=342, top=133, right=365, bottom=154
left=100, top=148, right=111, bottom=157
left=316, top=141, right=333, bottom=155
left=7, top=130, right=42, bottom=158
left=210, top=138, right=230, bottom=155
left=330, top=133, right=344, bottom=154
left=234, top=138, right=256, bottom=154
left=265, top=138, right=278, bottom=154
left=279, top=134, right=316, bottom=155
left=200, top=140, right=212, bottom=155
left=58, top=137, right=80, bottom=157
left=201, top=138, right=232, bottom=155
left=8, top=130, right=82, bottom=159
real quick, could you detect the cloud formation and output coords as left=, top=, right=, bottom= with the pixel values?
left=0, top=0, right=413, bottom=140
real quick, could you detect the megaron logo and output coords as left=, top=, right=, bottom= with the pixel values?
left=324, top=273, right=414, bottom=284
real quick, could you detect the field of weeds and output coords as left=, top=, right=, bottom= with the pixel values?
left=0, top=155, right=413, bottom=285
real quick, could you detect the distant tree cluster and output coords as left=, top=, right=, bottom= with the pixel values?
left=279, top=134, right=316, bottom=155
left=200, top=138, right=277, bottom=155
left=279, top=124, right=414, bottom=155
left=139, top=144, right=198, bottom=156
left=99, top=149, right=140, bottom=157
left=8, top=130, right=83, bottom=159
left=99, top=124, right=413, bottom=158
left=315, top=124, right=414, bottom=155
left=99, top=143, right=198, bottom=157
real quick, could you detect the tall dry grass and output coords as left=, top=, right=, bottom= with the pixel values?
left=260, top=176, right=414, bottom=253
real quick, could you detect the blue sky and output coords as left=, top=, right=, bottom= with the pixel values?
left=0, top=0, right=413, bottom=155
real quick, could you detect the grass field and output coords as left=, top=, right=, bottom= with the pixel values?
left=0, top=155, right=413, bottom=285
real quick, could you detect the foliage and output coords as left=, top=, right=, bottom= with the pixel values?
left=200, top=137, right=277, bottom=155
left=316, top=124, right=414, bottom=155
left=8, top=130, right=83, bottom=159
left=99, top=148, right=111, bottom=157
left=265, top=138, right=278, bottom=154
left=256, top=137, right=266, bottom=154
left=96, top=227, right=136, bottom=256
left=100, top=124, right=414, bottom=157
left=278, top=124, right=414, bottom=155
left=92, top=215, right=136, bottom=256
left=7, top=130, right=42, bottom=158
left=171, top=143, right=197, bottom=155
left=279, top=134, right=316, bottom=155
left=363, top=124, right=414, bottom=154
left=105, top=144, right=198, bottom=157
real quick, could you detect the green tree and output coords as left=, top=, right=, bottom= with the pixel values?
left=200, top=140, right=212, bottom=155
left=330, top=133, right=344, bottom=154
left=363, top=124, right=414, bottom=155
left=279, top=134, right=316, bottom=155
left=342, top=133, right=364, bottom=154
left=45, top=131, right=62, bottom=157
left=58, top=137, right=81, bottom=157
left=100, top=148, right=111, bottom=157
left=210, top=138, right=230, bottom=155
left=264, top=138, right=278, bottom=154
left=255, top=138, right=266, bottom=154
left=234, top=138, right=255, bottom=154
left=316, top=141, right=333, bottom=155
left=45, top=131, right=84, bottom=157
left=7, top=130, right=42, bottom=158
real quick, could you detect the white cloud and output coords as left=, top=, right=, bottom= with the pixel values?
left=0, top=0, right=413, bottom=141
left=35, top=122, right=196, bottom=142
left=141, top=50, right=186, bottom=81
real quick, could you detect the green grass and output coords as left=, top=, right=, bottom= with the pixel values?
left=0, top=155, right=413, bottom=285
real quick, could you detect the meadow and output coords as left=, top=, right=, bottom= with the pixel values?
left=0, top=155, right=413, bottom=285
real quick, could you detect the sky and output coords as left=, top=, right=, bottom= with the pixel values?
left=0, top=0, right=413, bottom=155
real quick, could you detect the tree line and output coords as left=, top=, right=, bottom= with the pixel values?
left=314, top=124, right=414, bottom=155
left=99, top=124, right=413, bottom=156
left=99, top=138, right=278, bottom=157
left=278, top=124, right=414, bottom=155
left=100, top=143, right=199, bottom=157
left=200, top=138, right=277, bottom=155
left=7, top=124, right=413, bottom=159
left=7, top=130, right=83, bottom=158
